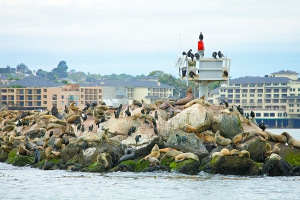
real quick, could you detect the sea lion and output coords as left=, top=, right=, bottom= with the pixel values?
left=160, top=150, right=183, bottom=162
left=39, top=115, right=57, bottom=120
left=18, top=143, right=29, bottom=156
left=212, top=152, right=222, bottom=159
left=238, top=150, right=250, bottom=158
left=144, top=156, right=160, bottom=167
left=281, top=132, right=300, bottom=150
left=66, top=114, right=81, bottom=123
left=159, top=147, right=177, bottom=153
left=175, top=152, right=199, bottom=162
left=183, top=98, right=205, bottom=109
left=100, top=129, right=110, bottom=143
left=265, top=143, right=281, bottom=156
left=45, top=146, right=53, bottom=161
left=118, top=147, right=135, bottom=163
left=97, top=153, right=112, bottom=168
left=232, top=132, right=261, bottom=146
left=69, top=102, right=81, bottom=113
left=230, top=149, right=240, bottom=156
left=145, top=144, right=160, bottom=159
left=181, top=124, right=197, bottom=133
left=175, top=87, right=194, bottom=105
left=215, top=130, right=232, bottom=146
left=76, top=134, right=101, bottom=143
left=220, top=148, right=230, bottom=156
left=267, top=132, right=287, bottom=143
left=94, top=105, right=109, bottom=111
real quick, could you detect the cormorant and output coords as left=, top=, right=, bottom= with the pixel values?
left=218, top=51, right=224, bottom=58
left=212, top=52, right=217, bottom=59
left=135, top=135, right=141, bottom=145
left=155, top=111, right=158, bottom=120
left=250, top=111, right=255, bottom=118
left=176, top=134, right=182, bottom=146
left=199, top=32, right=203, bottom=40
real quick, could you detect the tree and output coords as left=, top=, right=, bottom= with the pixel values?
left=16, top=63, right=29, bottom=73
left=51, top=60, right=68, bottom=79
left=36, top=69, right=48, bottom=77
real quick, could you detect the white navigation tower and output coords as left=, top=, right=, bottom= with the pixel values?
left=175, top=33, right=231, bottom=101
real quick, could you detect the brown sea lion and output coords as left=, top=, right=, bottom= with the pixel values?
left=220, top=148, right=231, bottom=156
left=145, top=144, right=160, bottom=159
left=66, top=114, right=81, bottom=123
left=281, top=132, right=300, bottom=150
left=160, top=150, right=183, bottom=162
left=97, top=153, right=112, bottom=168
left=181, top=124, right=197, bottom=133
left=175, top=87, right=194, bottom=105
left=267, top=132, right=287, bottom=143
left=265, top=143, right=281, bottom=156
left=238, top=150, right=250, bottom=158
left=230, top=149, right=240, bottom=156
left=183, top=98, right=205, bottom=109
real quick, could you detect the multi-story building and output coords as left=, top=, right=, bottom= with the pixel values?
left=1, top=75, right=174, bottom=110
left=84, top=76, right=174, bottom=106
left=208, top=70, right=300, bottom=128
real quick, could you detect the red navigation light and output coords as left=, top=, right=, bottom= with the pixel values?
left=198, top=40, right=204, bottom=51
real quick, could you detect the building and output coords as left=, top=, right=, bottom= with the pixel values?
left=208, top=70, right=300, bottom=128
left=84, top=76, right=174, bottom=106
left=1, top=76, right=174, bottom=110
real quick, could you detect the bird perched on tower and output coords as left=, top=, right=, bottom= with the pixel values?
left=212, top=52, right=217, bottom=59
left=199, top=32, right=204, bottom=40
left=218, top=51, right=224, bottom=58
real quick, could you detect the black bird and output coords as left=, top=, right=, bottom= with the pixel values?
left=114, top=110, right=120, bottom=119
left=135, top=135, right=141, bottom=145
left=189, top=71, right=197, bottom=78
left=91, top=101, right=98, bottom=109
left=199, top=32, right=203, bottom=40
left=212, top=52, right=217, bottom=59
left=223, top=70, right=228, bottom=78
left=229, top=106, right=234, bottom=112
left=190, top=53, right=195, bottom=61
left=81, top=124, right=85, bottom=132
left=245, top=113, right=250, bottom=120
left=195, top=52, right=200, bottom=60
left=96, top=120, right=101, bottom=128
left=237, top=105, right=244, bottom=116
left=118, top=104, right=123, bottom=110
left=88, top=124, right=93, bottom=132
left=33, top=147, right=41, bottom=164
left=153, top=125, right=158, bottom=135
left=49, top=131, right=54, bottom=137
left=151, top=118, right=157, bottom=126
left=154, top=111, right=158, bottom=120
left=169, top=111, right=175, bottom=119
left=218, top=51, right=224, bottom=58
left=77, top=122, right=82, bottom=131
left=182, top=68, right=187, bottom=78
left=259, top=123, right=266, bottom=131
left=85, top=102, right=91, bottom=109
left=176, top=134, right=182, bottom=146
left=187, top=49, right=192, bottom=57
left=146, top=108, right=151, bottom=114
left=250, top=111, right=255, bottom=118
left=144, top=118, right=149, bottom=124
left=182, top=135, right=187, bottom=143
left=64, top=105, right=69, bottom=114
left=125, top=106, right=131, bottom=117
left=182, top=51, right=187, bottom=56
left=141, top=109, right=145, bottom=114
left=17, top=119, right=22, bottom=126
left=82, top=141, right=88, bottom=151
left=224, top=100, right=229, bottom=108
left=128, top=126, right=136, bottom=136
left=73, top=117, right=81, bottom=125
left=81, top=113, right=87, bottom=121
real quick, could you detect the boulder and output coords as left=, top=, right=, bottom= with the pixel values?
left=262, top=154, right=292, bottom=176
left=166, top=130, right=209, bottom=159
left=207, top=155, right=262, bottom=176
left=169, top=159, right=200, bottom=175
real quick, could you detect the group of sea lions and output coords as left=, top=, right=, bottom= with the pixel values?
left=1, top=86, right=299, bottom=173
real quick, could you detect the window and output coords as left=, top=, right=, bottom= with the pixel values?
left=273, top=99, right=279, bottom=103
left=250, top=94, right=254, bottom=97
left=256, top=113, right=261, bottom=117
left=43, top=95, right=47, bottom=98
left=274, top=94, right=279, bottom=98
left=242, top=94, right=247, bottom=97
left=282, top=94, right=287, bottom=98
left=242, top=89, right=248, bottom=93
left=273, top=83, right=279, bottom=86
left=274, top=89, right=279, bottom=93
left=257, top=83, right=263, bottom=87
left=250, top=89, right=255, bottom=93
left=249, top=99, right=254, bottom=103
left=266, top=94, right=271, bottom=98
left=270, top=113, right=275, bottom=117
left=228, top=94, right=233, bottom=98
left=235, top=89, right=240, bottom=93
left=235, top=94, right=240, bottom=98
left=264, top=113, right=269, bottom=117
left=265, top=99, right=271, bottom=103
left=289, top=104, right=294, bottom=107
left=282, top=89, right=287, bottom=92
left=257, top=99, right=262, bottom=103
left=20, top=102, right=24, bottom=106
left=257, top=89, right=263, bottom=93
left=289, top=109, right=294, bottom=112
left=235, top=84, right=240, bottom=86
left=43, top=101, right=47, bottom=104
left=266, top=89, right=272, bottom=93
left=235, top=100, right=240, bottom=103
left=258, top=94, right=262, bottom=97
left=228, top=89, right=233, bottom=93
left=249, top=83, right=255, bottom=87
left=281, top=99, right=286, bottom=103
left=242, top=99, right=247, bottom=103
left=43, top=89, right=47, bottom=92
left=242, top=84, right=248, bottom=87
left=281, top=83, right=287, bottom=86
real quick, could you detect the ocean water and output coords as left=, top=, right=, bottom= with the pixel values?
left=0, top=129, right=300, bottom=200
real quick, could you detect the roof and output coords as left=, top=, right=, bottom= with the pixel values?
left=229, top=76, right=290, bottom=84
left=7, top=76, right=62, bottom=87
left=271, top=70, right=298, bottom=75
left=83, top=79, right=175, bottom=89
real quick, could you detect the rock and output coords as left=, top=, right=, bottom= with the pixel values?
left=169, top=159, right=200, bottom=175
left=235, top=136, right=268, bottom=162
left=166, top=130, right=209, bottom=159
left=211, top=112, right=244, bottom=139
left=110, top=160, right=136, bottom=172
left=262, top=154, right=292, bottom=176
left=207, top=155, right=262, bottom=176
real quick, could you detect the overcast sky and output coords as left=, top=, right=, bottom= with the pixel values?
left=0, top=0, right=300, bottom=79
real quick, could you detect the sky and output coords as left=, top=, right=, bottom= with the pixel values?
left=0, top=0, right=300, bottom=79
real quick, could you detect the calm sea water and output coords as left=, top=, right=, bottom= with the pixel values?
left=1, top=129, right=300, bottom=200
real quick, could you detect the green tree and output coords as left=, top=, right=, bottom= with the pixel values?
left=16, top=63, right=29, bottom=73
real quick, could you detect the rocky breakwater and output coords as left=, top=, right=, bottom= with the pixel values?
left=1, top=88, right=300, bottom=176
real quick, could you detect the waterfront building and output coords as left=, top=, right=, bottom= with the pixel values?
left=208, top=70, right=300, bottom=128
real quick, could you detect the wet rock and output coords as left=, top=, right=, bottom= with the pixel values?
left=208, top=155, right=262, bottom=176
left=262, top=154, right=292, bottom=176
left=169, top=159, right=200, bottom=175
